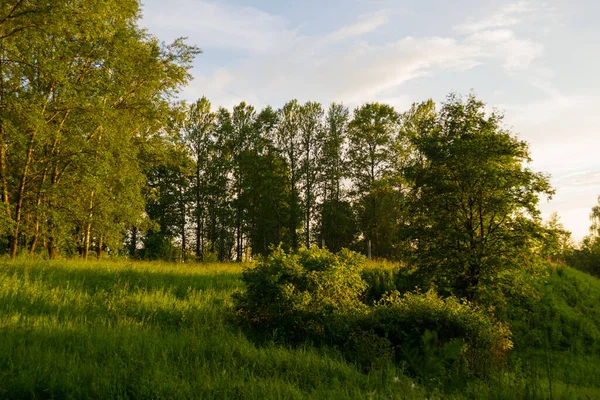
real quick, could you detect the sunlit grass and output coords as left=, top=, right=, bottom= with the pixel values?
left=1, top=257, right=599, bottom=399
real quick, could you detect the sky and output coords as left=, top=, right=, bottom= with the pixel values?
left=139, top=0, right=600, bottom=243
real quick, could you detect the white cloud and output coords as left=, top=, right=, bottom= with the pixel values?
left=454, top=1, right=537, bottom=34
left=142, top=0, right=552, bottom=107
left=465, top=29, right=543, bottom=69
left=141, top=0, right=299, bottom=53
left=324, top=11, right=390, bottom=44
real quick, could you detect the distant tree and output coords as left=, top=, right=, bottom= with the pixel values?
left=403, top=94, right=554, bottom=302
left=319, top=199, right=357, bottom=253
left=539, top=212, right=573, bottom=262
left=567, top=197, right=600, bottom=277
left=206, top=108, right=235, bottom=261
left=144, top=144, right=193, bottom=261
left=590, top=196, right=600, bottom=237
left=276, top=100, right=304, bottom=251
left=184, top=97, right=216, bottom=259
left=347, top=103, right=399, bottom=257
left=229, top=102, right=257, bottom=261
left=316, top=103, right=352, bottom=251
left=299, top=101, right=324, bottom=248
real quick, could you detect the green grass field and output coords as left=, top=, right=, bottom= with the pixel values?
left=1, top=258, right=599, bottom=399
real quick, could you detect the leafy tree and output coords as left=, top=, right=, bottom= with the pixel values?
left=347, top=103, right=399, bottom=257
left=403, top=94, right=554, bottom=302
left=0, top=0, right=197, bottom=258
left=567, top=197, right=600, bottom=277
left=275, top=100, right=304, bottom=251
left=590, top=196, right=600, bottom=237
left=316, top=103, right=352, bottom=250
left=238, top=148, right=294, bottom=256
left=299, top=101, right=324, bottom=248
left=184, top=97, right=215, bottom=259
left=318, top=199, right=357, bottom=253
left=144, top=144, right=193, bottom=261
left=539, top=212, right=573, bottom=262
left=230, top=102, right=257, bottom=261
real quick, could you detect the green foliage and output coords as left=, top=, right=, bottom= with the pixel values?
left=567, top=197, right=600, bottom=277
left=318, top=199, right=358, bottom=253
left=361, top=264, right=421, bottom=304
left=507, top=264, right=600, bottom=354
left=142, top=232, right=179, bottom=262
left=233, top=247, right=368, bottom=343
left=538, top=213, right=573, bottom=261
left=235, top=247, right=513, bottom=382
left=0, top=0, right=198, bottom=258
left=369, top=290, right=513, bottom=378
left=568, top=235, right=600, bottom=277
left=402, top=94, right=554, bottom=303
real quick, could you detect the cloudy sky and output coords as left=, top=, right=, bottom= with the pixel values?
left=140, top=0, right=600, bottom=242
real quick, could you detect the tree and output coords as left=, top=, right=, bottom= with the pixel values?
left=230, top=102, right=257, bottom=261
left=276, top=100, right=304, bottom=251
left=316, top=103, right=351, bottom=251
left=299, top=101, right=324, bottom=248
left=590, top=196, right=600, bottom=237
left=184, top=97, right=215, bottom=259
left=403, top=94, right=554, bottom=301
left=347, top=103, right=399, bottom=257
left=539, top=212, right=572, bottom=262
left=0, top=0, right=198, bottom=258
left=318, top=199, right=357, bottom=253
left=567, top=197, right=600, bottom=277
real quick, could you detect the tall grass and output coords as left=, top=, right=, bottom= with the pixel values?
left=0, top=257, right=599, bottom=399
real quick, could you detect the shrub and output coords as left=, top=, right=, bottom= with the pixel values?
left=233, top=247, right=368, bottom=344
left=368, top=290, right=513, bottom=377
left=361, top=265, right=422, bottom=304
left=234, top=247, right=513, bottom=380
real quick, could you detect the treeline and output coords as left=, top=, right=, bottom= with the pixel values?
left=148, top=98, right=410, bottom=261
left=0, top=0, right=570, bottom=275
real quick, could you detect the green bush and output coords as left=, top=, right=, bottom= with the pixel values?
left=368, top=290, right=513, bottom=378
left=361, top=265, right=422, bottom=304
left=233, top=247, right=368, bottom=344
left=234, top=247, right=513, bottom=380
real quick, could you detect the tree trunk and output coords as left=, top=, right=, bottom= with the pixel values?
left=130, top=226, right=138, bottom=257
left=195, top=161, right=202, bottom=259
left=96, top=234, right=103, bottom=260
left=10, top=129, right=38, bottom=258
left=290, top=159, right=298, bottom=251
left=178, top=179, right=186, bottom=262
left=83, top=191, right=94, bottom=260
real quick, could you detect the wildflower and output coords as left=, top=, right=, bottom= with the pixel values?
left=393, top=376, right=400, bottom=383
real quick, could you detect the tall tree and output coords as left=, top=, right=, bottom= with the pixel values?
left=299, top=101, right=323, bottom=248
left=317, top=103, right=356, bottom=252
left=347, top=103, right=399, bottom=257
left=0, top=0, right=197, bottom=258
left=403, top=94, right=554, bottom=301
left=230, top=102, right=257, bottom=261
left=276, top=100, right=303, bottom=251
left=184, top=97, right=215, bottom=259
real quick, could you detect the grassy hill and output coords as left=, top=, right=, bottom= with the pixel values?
left=0, top=258, right=599, bottom=399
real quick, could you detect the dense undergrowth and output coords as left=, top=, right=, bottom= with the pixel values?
left=0, top=255, right=599, bottom=399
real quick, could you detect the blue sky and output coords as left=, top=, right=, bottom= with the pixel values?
left=140, top=0, right=600, bottom=242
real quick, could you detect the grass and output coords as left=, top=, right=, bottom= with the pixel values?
left=0, top=257, right=599, bottom=399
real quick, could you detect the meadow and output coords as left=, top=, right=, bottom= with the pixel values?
left=1, top=258, right=599, bottom=399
